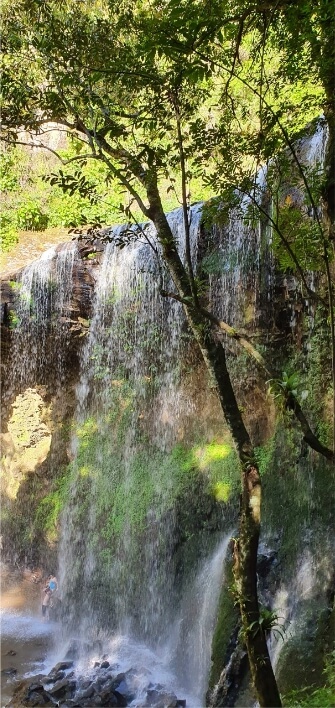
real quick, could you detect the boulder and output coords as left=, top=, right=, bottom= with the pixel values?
left=2, top=667, right=17, bottom=675
left=113, top=690, right=128, bottom=707
left=27, top=683, right=44, bottom=693
left=50, top=661, right=74, bottom=673
left=145, top=688, right=179, bottom=707
left=45, top=670, right=66, bottom=683
left=97, top=683, right=120, bottom=706
left=110, top=672, right=134, bottom=701
left=24, top=692, right=47, bottom=706
left=91, top=697, right=103, bottom=706
left=6, top=653, right=186, bottom=708
left=47, top=677, right=71, bottom=699
left=74, top=684, right=95, bottom=701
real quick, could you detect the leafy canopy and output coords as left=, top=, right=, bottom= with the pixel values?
left=1, top=0, right=326, bottom=208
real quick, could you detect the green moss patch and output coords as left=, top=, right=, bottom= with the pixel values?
left=208, top=555, right=239, bottom=689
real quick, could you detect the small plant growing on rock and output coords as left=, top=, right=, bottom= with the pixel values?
left=247, top=607, right=286, bottom=641
left=268, top=371, right=309, bottom=408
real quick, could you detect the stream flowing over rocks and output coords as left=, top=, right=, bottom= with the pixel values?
left=8, top=656, right=187, bottom=708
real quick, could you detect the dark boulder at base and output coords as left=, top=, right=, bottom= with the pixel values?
left=2, top=667, right=17, bottom=675
left=51, top=661, right=74, bottom=673
left=6, top=654, right=187, bottom=708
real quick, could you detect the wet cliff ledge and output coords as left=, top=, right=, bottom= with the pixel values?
left=0, top=241, right=105, bottom=413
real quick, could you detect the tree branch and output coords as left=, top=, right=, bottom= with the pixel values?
left=160, top=289, right=334, bottom=461
left=172, top=92, right=199, bottom=305
left=286, top=393, right=334, bottom=461
left=93, top=135, right=152, bottom=219
left=238, top=187, right=327, bottom=307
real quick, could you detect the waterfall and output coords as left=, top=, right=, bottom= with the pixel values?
left=58, top=208, right=202, bottom=642
left=268, top=546, right=334, bottom=673
left=169, top=534, right=233, bottom=703
left=1, top=204, right=238, bottom=705
left=51, top=534, right=232, bottom=707
left=48, top=205, right=234, bottom=704
left=5, top=242, right=78, bottom=396
left=209, top=195, right=264, bottom=330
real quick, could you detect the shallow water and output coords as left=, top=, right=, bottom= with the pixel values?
left=0, top=566, right=55, bottom=707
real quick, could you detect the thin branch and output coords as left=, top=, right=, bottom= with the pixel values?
left=160, top=289, right=334, bottom=460
left=62, top=153, right=101, bottom=166
left=323, top=246, right=335, bottom=454
left=93, top=136, right=152, bottom=219
left=286, top=393, right=334, bottom=461
left=224, top=15, right=245, bottom=96
left=238, top=187, right=328, bottom=307
left=124, top=209, right=163, bottom=278
left=172, top=92, right=199, bottom=305
left=195, top=46, right=327, bottom=245
left=3, top=139, right=67, bottom=162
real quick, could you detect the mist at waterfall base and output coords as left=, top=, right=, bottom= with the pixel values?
left=1, top=536, right=231, bottom=707
left=52, top=536, right=231, bottom=707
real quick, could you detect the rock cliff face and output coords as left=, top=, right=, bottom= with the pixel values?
left=1, top=241, right=102, bottom=568
left=1, top=242, right=99, bottom=402
left=0, top=218, right=275, bottom=570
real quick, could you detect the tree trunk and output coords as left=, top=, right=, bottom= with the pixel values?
left=235, top=467, right=282, bottom=707
left=190, top=327, right=282, bottom=708
left=146, top=193, right=282, bottom=706
left=323, top=109, right=335, bottom=455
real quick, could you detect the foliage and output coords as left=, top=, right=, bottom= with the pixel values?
left=255, top=437, right=277, bottom=477
left=0, top=139, right=212, bottom=249
left=284, top=651, right=335, bottom=707
left=247, top=607, right=286, bottom=641
left=1, top=2, right=333, bottom=703
left=0, top=149, right=20, bottom=191
left=261, top=421, right=334, bottom=567
left=0, top=211, right=18, bottom=251
left=0, top=143, right=130, bottom=242
left=57, top=371, right=240, bottom=551
left=16, top=199, right=49, bottom=231
left=208, top=555, right=239, bottom=689
left=286, top=310, right=333, bottom=447
left=268, top=371, right=307, bottom=403
left=34, top=474, right=71, bottom=543
left=1, top=0, right=327, bottom=229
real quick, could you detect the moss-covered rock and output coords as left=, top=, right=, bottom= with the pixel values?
left=208, top=554, right=239, bottom=691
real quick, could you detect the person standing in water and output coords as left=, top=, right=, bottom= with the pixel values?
left=47, top=573, right=61, bottom=620
left=48, top=574, right=58, bottom=593
left=41, top=585, right=52, bottom=621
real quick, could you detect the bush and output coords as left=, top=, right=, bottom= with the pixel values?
left=0, top=150, right=20, bottom=192
left=16, top=199, right=49, bottom=231
left=0, top=212, right=19, bottom=251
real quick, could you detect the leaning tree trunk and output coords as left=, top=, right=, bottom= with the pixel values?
left=323, top=108, right=335, bottom=455
left=189, top=325, right=282, bottom=708
left=319, top=2, right=335, bottom=454
left=146, top=193, right=282, bottom=707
